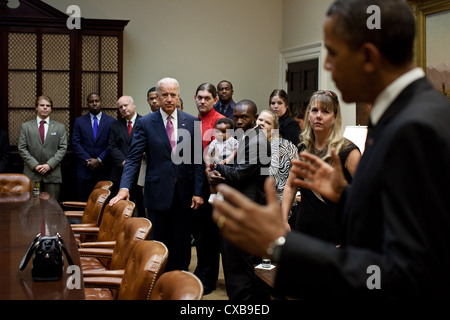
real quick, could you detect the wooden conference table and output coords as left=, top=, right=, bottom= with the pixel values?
left=0, top=192, right=85, bottom=300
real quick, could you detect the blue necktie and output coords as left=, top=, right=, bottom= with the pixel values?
left=93, top=116, right=98, bottom=139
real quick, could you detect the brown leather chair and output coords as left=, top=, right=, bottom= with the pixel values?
left=65, top=188, right=110, bottom=225
left=79, top=217, right=152, bottom=272
left=61, top=181, right=113, bottom=210
left=83, top=240, right=168, bottom=300
left=71, top=199, right=134, bottom=249
left=149, top=270, right=204, bottom=300
left=0, top=174, right=32, bottom=202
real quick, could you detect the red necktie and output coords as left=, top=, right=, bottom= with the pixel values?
left=128, top=120, right=132, bottom=136
left=39, top=120, right=45, bottom=144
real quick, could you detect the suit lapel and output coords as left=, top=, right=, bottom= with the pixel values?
left=128, top=114, right=141, bottom=142
left=367, top=78, right=428, bottom=151
left=85, top=113, right=95, bottom=143
left=32, top=120, right=44, bottom=146
left=153, top=110, right=172, bottom=152
left=96, top=113, right=107, bottom=141
left=44, top=120, right=54, bottom=146
left=177, top=109, right=187, bottom=143
left=118, top=118, right=129, bottom=143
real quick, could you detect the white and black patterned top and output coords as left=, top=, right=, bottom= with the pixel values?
left=269, top=137, right=299, bottom=202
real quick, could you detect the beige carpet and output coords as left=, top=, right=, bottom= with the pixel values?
left=189, top=247, right=228, bottom=300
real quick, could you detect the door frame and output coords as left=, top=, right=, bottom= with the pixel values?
left=279, top=41, right=357, bottom=128
left=278, top=41, right=323, bottom=91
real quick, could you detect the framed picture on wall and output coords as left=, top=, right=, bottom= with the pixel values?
left=410, top=0, right=450, bottom=99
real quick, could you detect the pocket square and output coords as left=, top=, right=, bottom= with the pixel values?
left=50, top=132, right=57, bottom=136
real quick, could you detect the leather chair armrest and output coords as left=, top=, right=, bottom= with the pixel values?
left=83, top=276, right=122, bottom=289
left=71, top=223, right=95, bottom=230
left=61, top=201, right=87, bottom=209
left=79, top=241, right=116, bottom=248
left=71, top=226, right=100, bottom=235
left=78, top=248, right=114, bottom=258
left=65, top=211, right=84, bottom=219
left=83, top=269, right=125, bottom=278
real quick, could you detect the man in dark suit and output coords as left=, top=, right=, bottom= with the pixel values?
left=214, top=80, right=236, bottom=119
left=211, top=0, right=450, bottom=299
left=109, top=78, right=204, bottom=271
left=108, top=96, right=144, bottom=217
left=208, top=100, right=271, bottom=300
left=72, top=93, right=115, bottom=201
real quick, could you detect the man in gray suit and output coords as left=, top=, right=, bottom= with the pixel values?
left=18, top=95, right=67, bottom=201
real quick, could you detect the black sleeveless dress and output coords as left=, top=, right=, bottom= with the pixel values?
left=294, top=139, right=358, bottom=244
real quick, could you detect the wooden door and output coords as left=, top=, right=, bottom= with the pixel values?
left=287, top=59, right=318, bottom=116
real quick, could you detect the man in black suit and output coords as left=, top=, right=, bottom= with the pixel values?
left=214, top=80, right=236, bottom=119
left=108, top=96, right=144, bottom=217
left=208, top=100, right=270, bottom=300
left=211, top=0, right=450, bottom=299
left=109, top=78, right=204, bottom=271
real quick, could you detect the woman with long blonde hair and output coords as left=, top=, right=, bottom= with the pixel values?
left=281, top=90, right=361, bottom=244
left=256, top=109, right=298, bottom=203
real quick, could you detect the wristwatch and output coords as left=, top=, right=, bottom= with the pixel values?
left=266, top=236, right=286, bottom=263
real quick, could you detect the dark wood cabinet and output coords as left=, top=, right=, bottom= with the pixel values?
left=0, top=0, right=128, bottom=200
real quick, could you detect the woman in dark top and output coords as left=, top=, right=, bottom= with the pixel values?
left=281, top=90, right=361, bottom=244
left=269, top=89, right=301, bottom=147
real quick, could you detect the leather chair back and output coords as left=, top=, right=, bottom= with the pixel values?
left=97, top=200, right=134, bottom=243
left=149, top=270, right=203, bottom=300
left=0, top=173, right=32, bottom=193
left=109, top=217, right=152, bottom=270
left=118, top=240, right=168, bottom=300
left=81, top=188, right=110, bottom=225
left=0, top=174, right=32, bottom=202
left=94, top=180, right=113, bottom=191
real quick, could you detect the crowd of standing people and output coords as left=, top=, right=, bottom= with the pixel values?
left=2, top=0, right=449, bottom=300
left=2, top=73, right=339, bottom=299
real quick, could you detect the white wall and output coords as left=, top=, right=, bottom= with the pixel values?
left=281, top=0, right=356, bottom=128
left=44, top=0, right=283, bottom=116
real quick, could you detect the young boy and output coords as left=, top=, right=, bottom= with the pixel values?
left=205, top=118, right=238, bottom=203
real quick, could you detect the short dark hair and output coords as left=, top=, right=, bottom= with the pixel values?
left=215, top=117, right=234, bottom=129
left=195, top=83, right=217, bottom=98
left=147, top=87, right=156, bottom=98
left=327, top=0, right=415, bottom=66
left=294, top=106, right=306, bottom=119
left=87, top=93, right=101, bottom=102
left=217, top=80, right=233, bottom=90
left=236, top=99, right=257, bottom=116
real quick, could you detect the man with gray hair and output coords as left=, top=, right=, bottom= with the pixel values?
left=108, top=95, right=144, bottom=216
left=110, top=78, right=204, bottom=271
